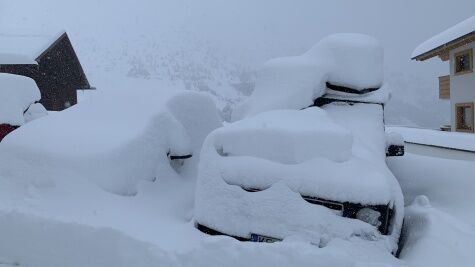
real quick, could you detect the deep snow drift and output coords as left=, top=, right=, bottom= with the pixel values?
left=388, top=152, right=475, bottom=267
left=0, top=88, right=222, bottom=195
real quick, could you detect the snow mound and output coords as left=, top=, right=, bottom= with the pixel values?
left=306, top=33, right=383, bottom=90
left=412, top=14, right=475, bottom=59
left=399, top=197, right=475, bottom=267
left=0, top=88, right=222, bottom=195
left=387, top=126, right=475, bottom=152
left=233, top=33, right=384, bottom=120
left=215, top=108, right=352, bottom=164
left=24, top=103, right=48, bottom=123
left=0, top=73, right=41, bottom=126
left=0, top=211, right=169, bottom=267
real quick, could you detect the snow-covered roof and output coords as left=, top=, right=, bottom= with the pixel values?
left=0, top=29, right=66, bottom=64
left=412, top=15, right=475, bottom=60
left=0, top=73, right=41, bottom=125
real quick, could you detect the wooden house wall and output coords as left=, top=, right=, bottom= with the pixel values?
left=35, top=34, right=91, bottom=111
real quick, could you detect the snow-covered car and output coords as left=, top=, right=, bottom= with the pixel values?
left=0, top=88, right=222, bottom=195
left=0, top=73, right=47, bottom=141
left=194, top=33, right=404, bottom=254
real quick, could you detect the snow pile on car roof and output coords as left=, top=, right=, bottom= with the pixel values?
left=215, top=108, right=352, bottom=163
left=0, top=73, right=41, bottom=126
left=233, top=33, right=384, bottom=120
left=0, top=88, right=222, bottom=195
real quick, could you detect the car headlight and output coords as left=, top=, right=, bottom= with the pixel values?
left=356, top=208, right=381, bottom=227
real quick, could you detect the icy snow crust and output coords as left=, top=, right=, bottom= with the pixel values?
left=412, top=14, right=475, bottom=59
left=0, top=88, right=222, bottom=195
left=195, top=103, right=403, bottom=252
left=233, top=33, right=384, bottom=120
left=0, top=73, right=41, bottom=126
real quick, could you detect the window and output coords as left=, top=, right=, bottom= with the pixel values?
left=454, top=48, right=473, bottom=75
left=455, top=102, right=474, bottom=132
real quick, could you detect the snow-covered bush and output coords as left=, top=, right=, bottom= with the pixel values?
left=0, top=88, right=222, bottom=195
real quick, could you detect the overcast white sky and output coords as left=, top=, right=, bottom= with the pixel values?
left=1, top=0, right=475, bottom=82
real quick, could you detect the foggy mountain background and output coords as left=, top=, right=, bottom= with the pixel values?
left=1, top=0, right=474, bottom=127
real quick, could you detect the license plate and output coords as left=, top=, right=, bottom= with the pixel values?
left=250, top=233, right=281, bottom=243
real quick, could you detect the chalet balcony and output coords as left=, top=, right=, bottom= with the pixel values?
left=439, top=75, right=450, bottom=99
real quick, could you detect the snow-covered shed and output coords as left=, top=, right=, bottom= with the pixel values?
left=0, top=30, right=93, bottom=111
left=412, top=15, right=475, bottom=133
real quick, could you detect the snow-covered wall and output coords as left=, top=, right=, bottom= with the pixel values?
left=449, top=41, right=475, bottom=131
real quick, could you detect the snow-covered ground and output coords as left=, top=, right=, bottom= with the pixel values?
left=388, top=153, right=475, bottom=267
left=0, top=134, right=473, bottom=267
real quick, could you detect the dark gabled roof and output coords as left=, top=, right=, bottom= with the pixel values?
left=35, top=32, right=67, bottom=61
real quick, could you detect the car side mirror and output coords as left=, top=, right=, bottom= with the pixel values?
left=385, top=132, right=404, bottom=157
left=167, top=152, right=192, bottom=173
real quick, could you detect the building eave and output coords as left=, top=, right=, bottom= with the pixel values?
left=412, top=31, right=475, bottom=61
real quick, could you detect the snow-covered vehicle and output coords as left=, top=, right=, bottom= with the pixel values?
left=195, top=34, right=404, bottom=254
left=0, top=88, right=222, bottom=195
left=0, top=73, right=47, bottom=141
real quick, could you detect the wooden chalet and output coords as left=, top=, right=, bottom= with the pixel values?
left=0, top=30, right=93, bottom=111
left=412, top=15, right=475, bottom=133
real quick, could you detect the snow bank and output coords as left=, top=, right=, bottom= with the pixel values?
left=0, top=210, right=405, bottom=267
left=387, top=126, right=475, bottom=152
left=0, top=88, right=221, bottom=195
left=388, top=152, right=475, bottom=267
left=388, top=153, right=475, bottom=224
left=412, top=14, right=475, bottom=59
left=0, top=73, right=41, bottom=126
left=233, top=33, right=384, bottom=120
left=399, top=196, right=475, bottom=267
left=0, top=211, right=170, bottom=267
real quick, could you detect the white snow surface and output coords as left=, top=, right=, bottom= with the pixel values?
left=387, top=126, right=475, bottom=152
left=23, top=103, right=48, bottom=123
left=215, top=108, right=352, bottom=163
left=0, top=96, right=473, bottom=266
left=0, top=87, right=222, bottom=195
left=196, top=102, right=403, bottom=253
left=388, top=152, right=475, bottom=267
left=0, top=29, right=64, bottom=63
left=412, top=14, right=475, bottom=58
left=0, top=73, right=41, bottom=126
left=233, top=33, right=384, bottom=120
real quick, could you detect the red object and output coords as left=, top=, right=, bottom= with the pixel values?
left=0, top=124, right=18, bottom=142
